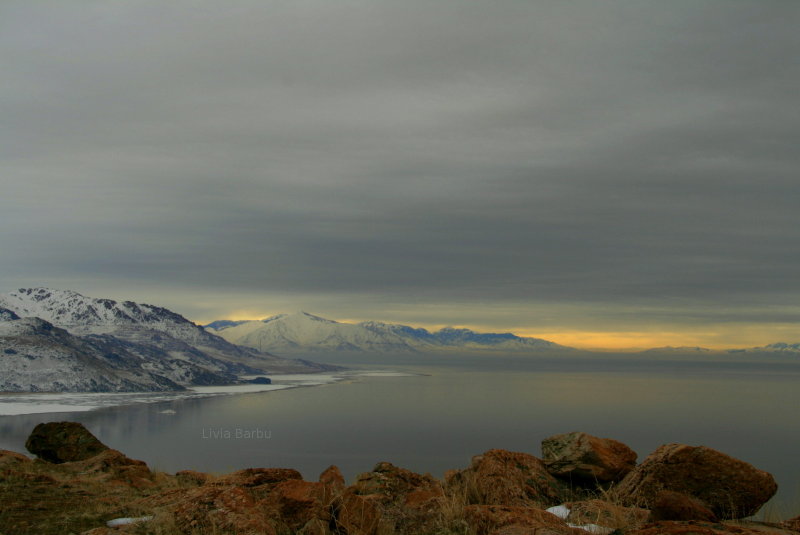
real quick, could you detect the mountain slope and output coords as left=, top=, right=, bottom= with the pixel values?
left=0, top=313, right=183, bottom=392
left=205, top=312, right=570, bottom=357
left=0, top=289, right=335, bottom=392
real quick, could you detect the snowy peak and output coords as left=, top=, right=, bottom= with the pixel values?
left=0, top=287, right=192, bottom=335
left=262, top=311, right=338, bottom=325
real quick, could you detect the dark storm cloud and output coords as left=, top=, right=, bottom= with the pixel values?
left=2, top=1, right=799, bottom=330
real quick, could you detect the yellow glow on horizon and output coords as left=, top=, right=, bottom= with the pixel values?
left=197, top=311, right=800, bottom=351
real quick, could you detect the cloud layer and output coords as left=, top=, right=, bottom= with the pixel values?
left=2, top=1, right=799, bottom=346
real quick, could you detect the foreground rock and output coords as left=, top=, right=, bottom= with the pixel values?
left=649, top=490, right=718, bottom=522
left=25, top=421, right=110, bottom=463
left=4, top=424, right=795, bottom=535
left=616, top=444, right=778, bottom=519
left=542, top=431, right=638, bottom=484
left=446, top=449, right=566, bottom=508
left=351, top=462, right=444, bottom=532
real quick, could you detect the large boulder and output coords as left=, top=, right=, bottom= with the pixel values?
left=615, top=444, right=777, bottom=519
left=541, top=431, right=637, bottom=484
left=25, top=421, right=109, bottom=463
left=445, top=449, right=566, bottom=508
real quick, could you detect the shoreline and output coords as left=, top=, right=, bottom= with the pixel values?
left=0, top=369, right=422, bottom=417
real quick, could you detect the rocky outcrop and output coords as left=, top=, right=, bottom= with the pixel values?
left=350, top=462, right=444, bottom=532
left=352, top=461, right=443, bottom=504
left=4, top=424, right=795, bottom=535
left=615, top=444, right=777, bottom=519
left=649, top=490, right=718, bottom=522
left=319, top=465, right=346, bottom=492
left=542, top=431, right=638, bottom=484
left=25, top=421, right=110, bottom=463
left=445, top=449, right=566, bottom=508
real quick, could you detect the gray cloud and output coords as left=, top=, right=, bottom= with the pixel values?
left=2, top=1, right=799, bottom=340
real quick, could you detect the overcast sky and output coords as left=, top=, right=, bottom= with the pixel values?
left=2, top=1, right=799, bottom=349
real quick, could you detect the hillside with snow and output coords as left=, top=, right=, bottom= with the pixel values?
left=205, top=311, right=571, bottom=358
left=0, top=288, right=335, bottom=392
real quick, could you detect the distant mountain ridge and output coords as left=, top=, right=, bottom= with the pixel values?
left=0, top=288, right=333, bottom=392
left=205, top=311, right=800, bottom=359
left=728, top=342, right=800, bottom=354
left=204, top=311, right=570, bottom=357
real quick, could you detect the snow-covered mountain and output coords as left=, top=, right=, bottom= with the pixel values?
left=205, top=312, right=418, bottom=355
left=0, top=312, right=182, bottom=392
left=204, top=311, right=570, bottom=357
left=0, top=288, right=334, bottom=392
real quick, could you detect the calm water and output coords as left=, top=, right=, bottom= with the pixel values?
left=1, top=354, right=798, bottom=517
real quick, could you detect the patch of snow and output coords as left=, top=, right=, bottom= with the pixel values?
left=106, top=516, right=153, bottom=527
left=546, top=504, right=571, bottom=520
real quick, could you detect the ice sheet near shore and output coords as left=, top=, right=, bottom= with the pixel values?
left=0, top=369, right=420, bottom=416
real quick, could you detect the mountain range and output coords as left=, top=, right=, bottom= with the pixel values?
left=204, top=311, right=571, bottom=358
left=205, top=312, right=800, bottom=360
left=0, top=288, right=333, bottom=392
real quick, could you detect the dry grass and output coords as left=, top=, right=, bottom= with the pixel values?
left=0, top=460, right=202, bottom=535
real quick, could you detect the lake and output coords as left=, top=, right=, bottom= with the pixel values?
left=1, top=353, right=798, bottom=518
